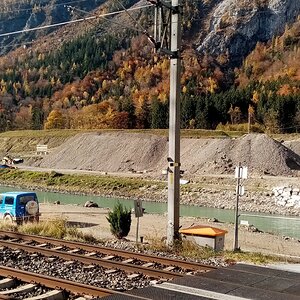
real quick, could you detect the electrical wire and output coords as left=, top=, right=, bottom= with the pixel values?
left=0, top=4, right=153, bottom=38
left=0, top=0, right=91, bottom=14
left=113, top=0, right=147, bottom=33
left=66, top=5, right=143, bottom=34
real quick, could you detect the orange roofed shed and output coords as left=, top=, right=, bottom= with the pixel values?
left=179, top=225, right=228, bottom=251
left=179, top=225, right=228, bottom=237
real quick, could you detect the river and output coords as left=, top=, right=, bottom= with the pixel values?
left=1, top=186, right=300, bottom=239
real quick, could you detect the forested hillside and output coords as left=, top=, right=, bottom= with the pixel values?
left=0, top=0, right=299, bottom=133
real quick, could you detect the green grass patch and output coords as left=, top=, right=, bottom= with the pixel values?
left=0, top=169, right=165, bottom=197
left=222, top=250, right=280, bottom=264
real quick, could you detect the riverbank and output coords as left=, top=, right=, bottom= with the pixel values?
left=1, top=167, right=300, bottom=217
left=40, top=203, right=300, bottom=260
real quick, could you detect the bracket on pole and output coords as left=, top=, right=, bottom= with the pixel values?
left=147, top=0, right=172, bottom=10
left=159, top=48, right=179, bottom=59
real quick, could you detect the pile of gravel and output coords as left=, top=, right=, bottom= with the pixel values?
left=34, top=132, right=168, bottom=173
left=31, top=132, right=300, bottom=176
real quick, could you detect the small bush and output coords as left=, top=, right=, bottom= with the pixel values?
left=106, top=202, right=131, bottom=239
left=216, top=122, right=265, bottom=133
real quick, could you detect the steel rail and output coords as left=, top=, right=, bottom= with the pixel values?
left=0, top=231, right=216, bottom=272
left=0, top=240, right=179, bottom=279
left=0, top=266, right=114, bottom=298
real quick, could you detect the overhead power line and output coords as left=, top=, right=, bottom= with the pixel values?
left=0, top=4, right=153, bottom=38
left=113, top=0, right=147, bottom=33
left=0, top=0, right=90, bottom=14
left=66, top=5, right=143, bottom=34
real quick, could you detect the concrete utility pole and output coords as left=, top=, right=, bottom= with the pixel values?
left=147, top=0, right=182, bottom=245
left=167, top=0, right=182, bottom=246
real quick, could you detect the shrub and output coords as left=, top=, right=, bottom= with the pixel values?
left=216, top=122, right=265, bottom=133
left=106, top=201, right=131, bottom=239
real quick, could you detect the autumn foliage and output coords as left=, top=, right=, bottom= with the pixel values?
left=0, top=13, right=299, bottom=133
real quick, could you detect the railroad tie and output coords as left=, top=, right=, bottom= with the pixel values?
left=163, top=266, right=175, bottom=272
left=122, top=259, right=134, bottom=264
left=63, top=261, right=75, bottom=265
left=23, top=290, right=64, bottom=300
left=67, top=248, right=80, bottom=254
left=83, top=265, right=95, bottom=270
left=9, top=239, right=19, bottom=243
left=127, top=274, right=141, bottom=280
left=102, top=255, right=115, bottom=260
left=47, top=257, right=56, bottom=262
left=36, top=243, right=48, bottom=248
left=104, top=269, right=118, bottom=274
left=84, top=252, right=97, bottom=257
left=0, top=284, right=36, bottom=295
left=51, top=246, right=63, bottom=251
left=0, top=278, right=15, bottom=289
left=142, top=262, right=154, bottom=268
left=21, top=240, right=32, bottom=245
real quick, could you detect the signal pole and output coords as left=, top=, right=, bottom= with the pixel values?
left=167, top=0, right=182, bottom=246
left=233, top=163, right=247, bottom=251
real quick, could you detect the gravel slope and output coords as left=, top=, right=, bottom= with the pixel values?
left=32, top=132, right=300, bottom=177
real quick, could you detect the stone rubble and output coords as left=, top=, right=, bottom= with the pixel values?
left=273, top=186, right=300, bottom=209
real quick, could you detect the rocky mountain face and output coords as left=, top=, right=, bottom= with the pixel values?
left=0, top=0, right=109, bottom=55
left=1, top=0, right=299, bottom=65
left=197, top=0, right=300, bottom=64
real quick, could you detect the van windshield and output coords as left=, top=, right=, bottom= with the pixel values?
left=19, top=195, right=37, bottom=205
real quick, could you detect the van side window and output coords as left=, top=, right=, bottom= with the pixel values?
left=5, top=197, right=14, bottom=205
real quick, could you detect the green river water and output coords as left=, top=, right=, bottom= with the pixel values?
left=1, top=185, right=300, bottom=239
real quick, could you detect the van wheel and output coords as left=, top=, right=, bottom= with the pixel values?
left=3, top=214, right=13, bottom=224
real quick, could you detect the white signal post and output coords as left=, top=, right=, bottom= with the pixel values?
left=233, top=164, right=248, bottom=251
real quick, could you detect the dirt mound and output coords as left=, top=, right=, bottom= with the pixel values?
left=230, top=134, right=300, bottom=175
left=32, top=132, right=300, bottom=176
left=34, top=132, right=168, bottom=173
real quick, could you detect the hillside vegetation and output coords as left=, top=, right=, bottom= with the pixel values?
left=0, top=0, right=299, bottom=134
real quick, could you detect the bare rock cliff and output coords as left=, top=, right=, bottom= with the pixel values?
left=197, top=0, right=300, bottom=64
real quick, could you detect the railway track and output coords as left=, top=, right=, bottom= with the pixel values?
left=0, top=231, right=218, bottom=299
left=0, top=231, right=216, bottom=279
left=0, top=266, right=115, bottom=299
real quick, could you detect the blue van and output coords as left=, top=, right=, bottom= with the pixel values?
left=0, top=192, right=40, bottom=224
